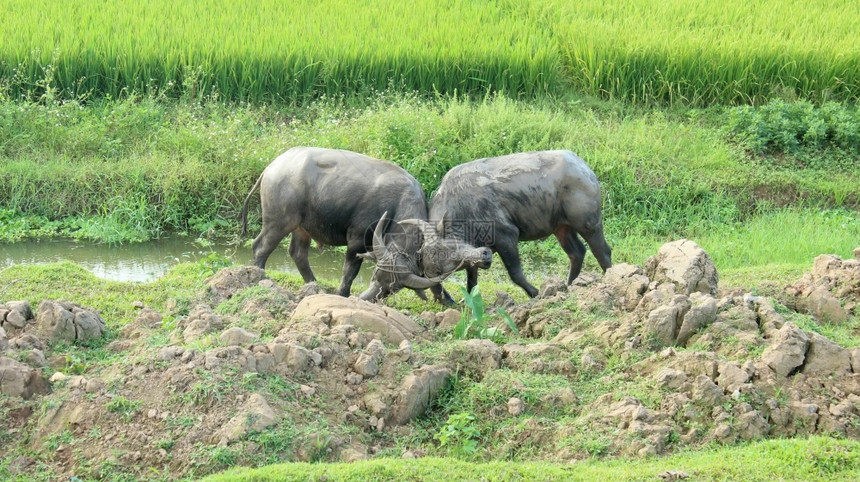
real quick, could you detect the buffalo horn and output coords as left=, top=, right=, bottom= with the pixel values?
left=371, top=212, right=389, bottom=261
left=401, top=273, right=445, bottom=290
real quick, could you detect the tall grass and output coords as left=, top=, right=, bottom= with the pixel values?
left=0, top=0, right=560, bottom=103
left=2, top=92, right=858, bottom=245
left=552, top=0, right=860, bottom=105
left=1, top=1, right=857, bottom=105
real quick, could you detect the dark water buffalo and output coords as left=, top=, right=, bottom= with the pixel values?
left=240, top=147, right=490, bottom=302
left=428, top=150, right=612, bottom=297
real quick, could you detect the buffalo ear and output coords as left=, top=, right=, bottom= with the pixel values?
left=398, top=218, right=437, bottom=245
left=357, top=252, right=375, bottom=261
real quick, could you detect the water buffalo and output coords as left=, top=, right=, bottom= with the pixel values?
left=428, top=150, right=612, bottom=297
left=240, top=146, right=491, bottom=302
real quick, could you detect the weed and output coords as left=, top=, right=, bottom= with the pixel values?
left=146, top=331, right=171, bottom=348
left=182, top=371, right=229, bottom=406
left=196, top=252, right=232, bottom=276
left=64, top=355, right=88, bottom=375
left=241, top=373, right=299, bottom=401
left=43, top=429, right=75, bottom=452
left=166, top=415, right=197, bottom=429
left=207, top=446, right=239, bottom=470
left=454, top=286, right=519, bottom=343
left=105, top=396, right=141, bottom=422
left=187, top=334, right=220, bottom=353
left=435, top=412, right=480, bottom=458
left=248, top=421, right=298, bottom=464
left=154, top=437, right=175, bottom=452
left=577, top=437, right=614, bottom=457
left=725, top=100, right=859, bottom=162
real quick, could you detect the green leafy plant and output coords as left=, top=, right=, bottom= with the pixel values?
left=724, top=99, right=860, bottom=162
left=454, top=286, right=519, bottom=342
left=155, top=437, right=175, bottom=451
left=65, top=354, right=88, bottom=375
left=196, top=252, right=232, bottom=276
left=434, top=412, right=480, bottom=457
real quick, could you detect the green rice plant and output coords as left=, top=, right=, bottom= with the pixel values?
left=0, top=0, right=561, bottom=102
left=2, top=1, right=857, bottom=105
left=548, top=0, right=860, bottom=105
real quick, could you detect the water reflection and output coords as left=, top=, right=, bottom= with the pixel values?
left=0, top=238, right=372, bottom=284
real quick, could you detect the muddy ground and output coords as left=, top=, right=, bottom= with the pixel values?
left=2, top=240, right=859, bottom=480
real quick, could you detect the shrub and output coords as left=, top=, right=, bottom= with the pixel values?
left=725, top=100, right=860, bottom=156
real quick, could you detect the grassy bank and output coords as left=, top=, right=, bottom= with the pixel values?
left=1, top=93, right=858, bottom=287
left=203, top=436, right=860, bottom=481
left=1, top=254, right=859, bottom=481
left=2, top=1, right=858, bottom=105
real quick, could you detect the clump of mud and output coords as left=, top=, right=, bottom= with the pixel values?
left=1, top=242, right=859, bottom=479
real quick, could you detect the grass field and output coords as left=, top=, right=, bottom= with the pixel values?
left=1, top=0, right=858, bottom=105
left=202, top=436, right=860, bottom=481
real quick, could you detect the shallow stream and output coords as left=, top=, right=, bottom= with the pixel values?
left=0, top=238, right=371, bottom=284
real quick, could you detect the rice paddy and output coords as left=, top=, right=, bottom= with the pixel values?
left=1, top=0, right=857, bottom=105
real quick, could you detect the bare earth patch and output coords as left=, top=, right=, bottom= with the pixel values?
left=1, top=242, right=859, bottom=479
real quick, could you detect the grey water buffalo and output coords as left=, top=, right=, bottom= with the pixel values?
left=428, top=150, right=612, bottom=298
left=240, top=146, right=491, bottom=302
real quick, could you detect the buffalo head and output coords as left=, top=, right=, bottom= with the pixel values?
left=358, top=212, right=492, bottom=302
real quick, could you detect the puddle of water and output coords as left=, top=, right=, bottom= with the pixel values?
left=0, top=238, right=373, bottom=284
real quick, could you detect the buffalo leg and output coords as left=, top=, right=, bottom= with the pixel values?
left=582, top=228, right=613, bottom=273
left=252, top=220, right=297, bottom=270
left=465, top=266, right=480, bottom=294
left=288, top=228, right=316, bottom=283
left=495, top=239, right=538, bottom=298
left=554, top=226, right=587, bottom=284
left=337, top=243, right=364, bottom=297
left=430, top=284, right=455, bottom=305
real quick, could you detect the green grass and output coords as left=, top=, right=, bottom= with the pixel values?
left=201, top=436, right=860, bottom=481
left=696, top=208, right=860, bottom=278
left=105, top=396, right=142, bottom=422
left=1, top=1, right=858, bottom=105
left=0, top=258, right=208, bottom=329
left=552, top=0, right=860, bottom=105
left=2, top=92, right=858, bottom=246
left=1, top=93, right=857, bottom=293
left=0, top=0, right=560, bottom=103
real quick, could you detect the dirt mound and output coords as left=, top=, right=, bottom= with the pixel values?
left=1, top=242, right=859, bottom=479
left=786, top=250, right=860, bottom=323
